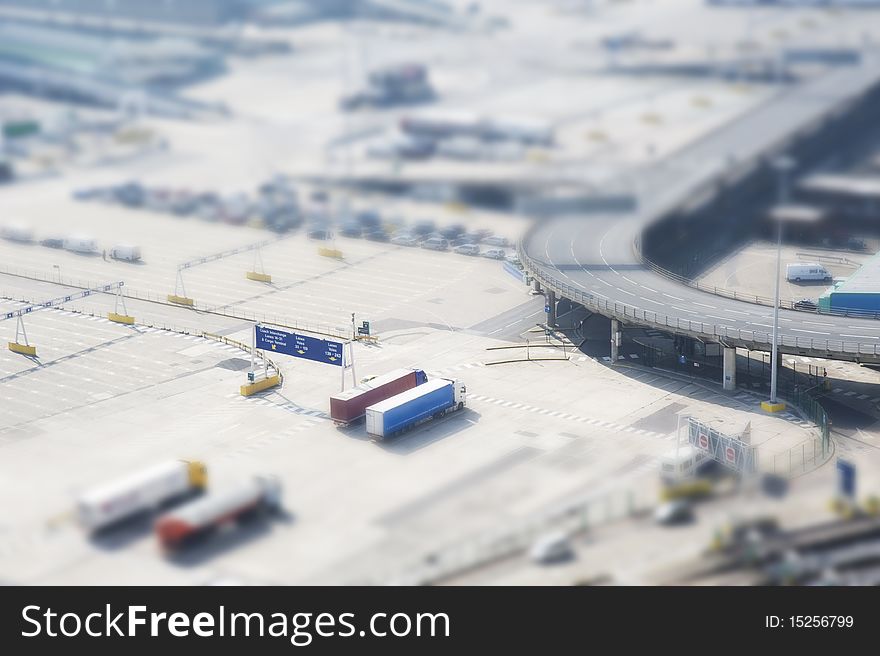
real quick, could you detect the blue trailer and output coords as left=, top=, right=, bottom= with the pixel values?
left=365, top=378, right=466, bottom=440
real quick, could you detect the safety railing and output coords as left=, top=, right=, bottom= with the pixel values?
left=639, top=255, right=880, bottom=320
left=518, top=240, right=880, bottom=358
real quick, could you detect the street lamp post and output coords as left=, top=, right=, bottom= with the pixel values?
left=769, top=155, right=795, bottom=408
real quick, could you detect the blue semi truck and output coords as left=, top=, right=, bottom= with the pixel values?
left=365, top=378, right=466, bottom=440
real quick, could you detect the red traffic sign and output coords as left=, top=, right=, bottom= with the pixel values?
left=725, top=446, right=736, bottom=463
left=698, top=434, right=709, bottom=450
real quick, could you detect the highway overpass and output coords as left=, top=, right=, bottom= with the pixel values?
left=520, top=57, right=880, bottom=388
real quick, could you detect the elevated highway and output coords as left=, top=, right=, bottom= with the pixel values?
left=521, top=58, right=880, bottom=376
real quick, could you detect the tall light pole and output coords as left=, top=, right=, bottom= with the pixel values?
left=769, top=155, right=795, bottom=408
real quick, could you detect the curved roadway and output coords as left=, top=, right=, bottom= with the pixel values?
left=522, top=60, right=880, bottom=364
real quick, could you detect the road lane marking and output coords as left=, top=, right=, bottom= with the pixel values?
left=662, top=293, right=684, bottom=301
left=791, top=328, right=830, bottom=335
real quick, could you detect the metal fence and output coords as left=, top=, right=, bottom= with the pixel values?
left=365, top=486, right=653, bottom=586
left=0, top=262, right=351, bottom=340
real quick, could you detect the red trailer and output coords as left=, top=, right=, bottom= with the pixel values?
left=155, top=476, right=281, bottom=551
left=330, top=368, right=427, bottom=425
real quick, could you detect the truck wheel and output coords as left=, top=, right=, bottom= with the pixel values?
left=458, top=402, right=464, bottom=411
left=795, top=277, right=801, bottom=282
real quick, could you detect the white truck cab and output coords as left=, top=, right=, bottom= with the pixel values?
left=452, top=379, right=467, bottom=411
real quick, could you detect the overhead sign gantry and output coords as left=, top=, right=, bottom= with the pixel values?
left=169, top=236, right=285, bottom=306
left=3, top=281, right=126, bottom=357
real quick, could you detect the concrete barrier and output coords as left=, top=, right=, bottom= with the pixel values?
left=8, top=342, right=36, bottom=356
left=108, top=312, right=135, bottom=325
left=167, top=294, right=194, bottom=306
left=246, top=271, right=272, bottom=283
left=318, top=247, right=343, bottom=260
left=240, top=374, right=281, bottom=396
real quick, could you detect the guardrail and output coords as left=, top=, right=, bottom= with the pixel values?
left=518, top=240, right=880, bottom=359
left=638, top=255, right=880, bottom=319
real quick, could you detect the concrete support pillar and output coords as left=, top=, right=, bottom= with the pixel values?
left=723, top=346, right=736, bottom=391
left=547, top=290, right=557, bottom=327
left=610, top=318, right=620, bottom=362
left=533, top=278, right=542, bottom=294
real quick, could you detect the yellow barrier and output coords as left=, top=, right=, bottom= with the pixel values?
left=108, top=312, right=135, bottom=325
left=8, top=342, right=37, bottom=356
left=761, top=401, right=786, bottom=413
left=318, top=247, right=343, bottom=260
left=167, top=294, right=194, bottom=306
left=240, top=374, right=281, bottom=396
left=246, top=271, right=272, bottom=283
left=660, top=479, right=713, bottom=501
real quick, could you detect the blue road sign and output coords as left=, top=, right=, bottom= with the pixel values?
left=255, top=324, right=344, bottom=366
left=837, top=458, right=856, bottom=499
left=544, top=305, right=551, bottom=313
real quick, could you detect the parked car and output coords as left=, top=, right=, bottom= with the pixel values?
left=654, top=499, right=694, bottom=526
left=356, top=210, right=382, bottom=229
left=847, top=237, right=867, bottom=251
left=439, top=224, right=467, bottom=240
left=308, top=227, right=332, bottom=240
left=449, top=235, right=472, bottom=247
left=473, top=228, right=493, bottom=241
left=483, top=234, right=509, bottom=247
left=412, top=219, right=436, bottom=237
left=793, top=298, right=818, bottom=311
left=482, top=248, right=506, bottom=260
left=40, top=237, right=64, bottom=249
left=364, top=229, right=390, bottom=242
left=505, top=252, right=521, bottom=265
left=421, top=231, right=445, bottom=243
left=421, top=236, right=449, bottom=251
left=454, top=243, right=480, bottom=256
left=529, top=532, right=573, bottom=564
left=391, top=234, right=419, bottom=247
left=339, top=223, right=363, bottom=238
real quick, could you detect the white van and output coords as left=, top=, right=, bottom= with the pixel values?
left=786, top=262, right=832, bottom=283
left=110, top=244, right=141, bottom=262
left=660, top=445, right=708, bottom=484
left=0, top=221, right=34, bottom=243
left=63, top=235, right=99, bottom=254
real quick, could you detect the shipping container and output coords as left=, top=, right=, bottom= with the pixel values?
left=77, top=460, right=207, bottom=533
left=365, top=378, right=466, bottom=439
left=330, top=368, right=427, bottom=425
left=155, top=476, right=281, bottom=550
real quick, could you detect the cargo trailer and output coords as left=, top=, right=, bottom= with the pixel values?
left=63, top=235, right=98, bottom=254
left=365, top=378, right=466, bottom=440
left=155, top=476, right=281, bottom=550
left=330, top=368, right=427, bottom=425
left=77, top=460, right=207, bottom=533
